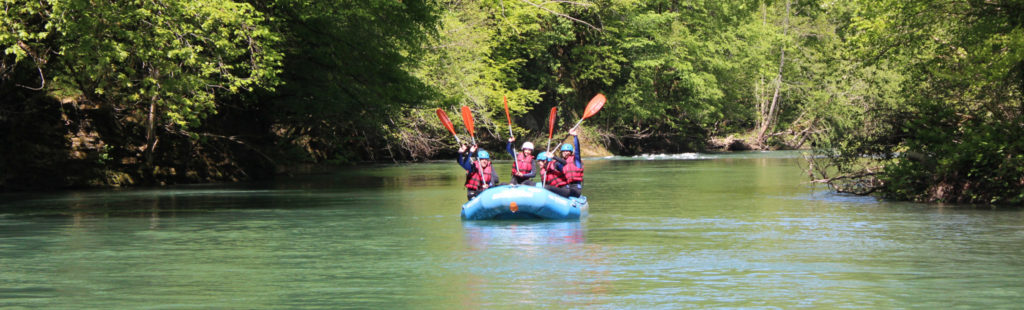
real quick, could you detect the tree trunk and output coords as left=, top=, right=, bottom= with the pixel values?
left=757, top=74, right=783, bottom=146
left=144, top=95, right=158, bottom=179
left=755, top=0, right=790, bottom=148
left=755, top=4, right=768, bottom=133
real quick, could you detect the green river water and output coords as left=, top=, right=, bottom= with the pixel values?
left=2, top=151, right=1023, bottom=308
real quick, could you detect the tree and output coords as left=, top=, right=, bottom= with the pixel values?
left=3, top=0, right=282, bottom=179
left=809, top=0, right=1024, bottom=204
left=250, top=0, right=437, bottom=162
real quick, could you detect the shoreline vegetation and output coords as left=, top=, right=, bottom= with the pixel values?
left=2, top=1, right=1021, bottom=204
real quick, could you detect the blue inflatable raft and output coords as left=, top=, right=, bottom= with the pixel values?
left=461, top=185, right=588, bottom=220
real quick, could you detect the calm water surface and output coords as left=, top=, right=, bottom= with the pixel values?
left=2, top=151, right=1023, bottom=308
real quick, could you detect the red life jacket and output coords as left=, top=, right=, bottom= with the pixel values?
left=562, top=155, right=583, bottom=183
left=512, top=152, right=534, bottom=175
left=465, top=162, right=493, bottom=190
left=543, top=160, right=567, bottom=187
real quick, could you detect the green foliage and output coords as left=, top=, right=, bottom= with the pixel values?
left=1, top=0, right=49, bottom=62
left=47, top=0, right=282, bottom=128
left=412, top=0, right=543, bottom=123
left=4, top=0, right=1022, bottom=205
left=3, top=0, right=284, bottom=186
left=809, top=0, right=1024, bottom=204
left=430, top=0, right=779, bottom=153
left=253, top=0, right=438, bottom=162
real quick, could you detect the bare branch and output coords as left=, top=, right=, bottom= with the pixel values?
left=15, top=41, right=46, bottom=90
left=16, top=65, right=46, bottom=90
left=177, top=130, right=278, bottom=165
left=517, top=0, right=601, bottom=31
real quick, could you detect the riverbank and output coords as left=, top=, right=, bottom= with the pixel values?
left=706, top=131, right=813, bottom=152
left=1, top=118, right=813, bottom=191
left=0, top=96, right=789, bottom=191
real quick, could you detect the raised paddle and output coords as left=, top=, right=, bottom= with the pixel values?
left=460, top=106, right=477, bottom=146
left=435, top=108, right=461, bottom=144
left=553, top=93, right=607, bottom=148
left=503, top=96, right=514, bottom=139
left=546, top=107, right=557, bottom=153
left=503, top=95, right=520, bottom=173
left=570, top=93, right=606, bottom=131
left=460, top=106, right=488, bottom=189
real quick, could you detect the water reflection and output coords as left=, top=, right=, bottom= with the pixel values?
left=462, top=221, right=585, bottom=248
left=457, top=220, right=611, bottom=308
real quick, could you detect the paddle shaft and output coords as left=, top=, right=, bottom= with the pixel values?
left=503, top=96, right=520, bottom=173
left=542, top=107, right=556, bottom=186
left=541, top=159, right=549, bottom=187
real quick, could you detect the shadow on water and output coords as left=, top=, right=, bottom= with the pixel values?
left=0, top=187, right=316, bottom=219
left=0, top=162, right=462, bottom=219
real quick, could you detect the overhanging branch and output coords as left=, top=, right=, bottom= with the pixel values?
left=518, top=0, right=602, bottom=31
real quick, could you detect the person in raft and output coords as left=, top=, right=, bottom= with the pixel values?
left=506, top=137, right=538, bottom=185
left=457, top=144, right=499, bottom=200
left=559, top=127, right=584, bottom=197
left=537, top=151, right=571, bottom=197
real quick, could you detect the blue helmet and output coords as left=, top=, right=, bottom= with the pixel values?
left=537, top=152, right=549, bottom=161
left=560, top=143, right=574, bottom=152
left=477, top=150, right=490, bottom=159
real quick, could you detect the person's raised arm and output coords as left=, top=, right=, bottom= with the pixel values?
left=550, top=152, right=566, bottom=170
left=570, top=128, right=582, bottom=168
left=457, top=144, right=473, bottom=171
left=551, top=158, right=566, bottom=165
left=506, top=137, right=516, bottom=158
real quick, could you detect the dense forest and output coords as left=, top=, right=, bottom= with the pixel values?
left=1, top=0, right=1021, bottom=204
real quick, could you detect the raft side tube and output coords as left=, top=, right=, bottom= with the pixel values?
left=461, top=185, right=587, bottom=220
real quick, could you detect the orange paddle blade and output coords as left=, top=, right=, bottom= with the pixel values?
left=510, top=201, right=518, bottom=213
left=503, top=96, right=512, bottom=125
left=460, top=106, right=475, bottom=137
left=581, top=93, right=606, bottom=120
left=436, top=108, right=457, bottom=136
left=547, top=107, right=557, bottom=139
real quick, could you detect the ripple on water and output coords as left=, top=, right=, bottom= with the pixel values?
left=3, top=152, right=1024, bottom=308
